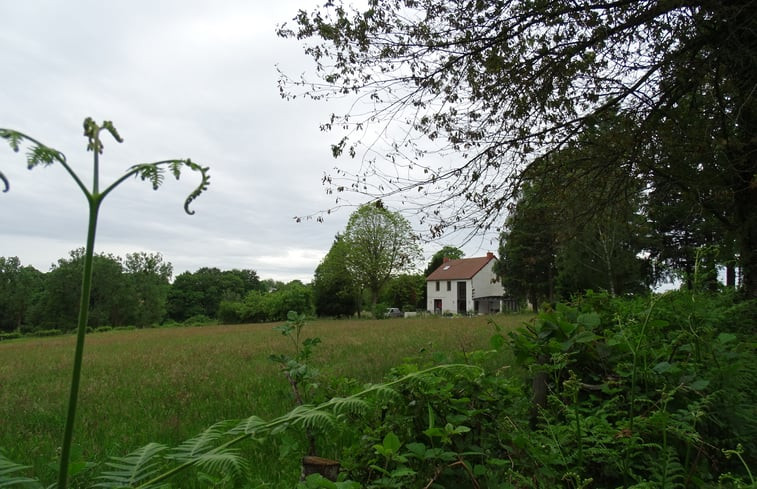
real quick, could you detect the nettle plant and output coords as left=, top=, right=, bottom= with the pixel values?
left=0, top=118, right=210, bottom=489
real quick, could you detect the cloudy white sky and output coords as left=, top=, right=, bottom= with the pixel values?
left=0, top=1, right=497, bottom=282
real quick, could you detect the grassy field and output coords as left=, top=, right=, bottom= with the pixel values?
left=0, top=313, right=531, bottom=485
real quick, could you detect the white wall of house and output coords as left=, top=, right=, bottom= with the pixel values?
left=471, top=260, right=506, bottom=299
left=426, top=278, right=473, bottom=314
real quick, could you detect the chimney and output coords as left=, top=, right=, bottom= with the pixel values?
left=443, top=256, right=450, bottom=263
left=486, top=252, right=494, bottom=260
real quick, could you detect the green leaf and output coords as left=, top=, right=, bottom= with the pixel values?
left=572, top=330, right=601, bottom=344
left=688, top=379, right=710, bottom=391
left=717, top=332, right=737, bottom=344
left=404, top=442, right=427, bottom=459
left=577, top=312, right=600, bottom=328
left=653, top=361, right=672, bottom=374
left=390, top=467, right=416, bottom=477
left=382, top=432, right=401, bottom=453
left=490, top=333, right=506, bottom=350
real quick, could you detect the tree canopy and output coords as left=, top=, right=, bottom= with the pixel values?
left=342, top=202, right=422, bottom=305
left=278, top=0, right=757, bottom=297
left=424, top=246, right=465, bottom=277
left=312, top=234, right=360, bottom=317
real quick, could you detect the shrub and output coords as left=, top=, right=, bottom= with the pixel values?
left=217, top=300, right=243, bottom=324
left=182, top=314, right=216, bottom=326
left=29, top=329, right=62, bottom=337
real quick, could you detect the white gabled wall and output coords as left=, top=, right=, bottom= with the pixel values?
left=471, top=259, right=505, bottom=299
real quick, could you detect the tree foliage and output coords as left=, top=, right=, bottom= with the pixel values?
left=379, top=273, right=425, bottom=311
left=342, top=202, right=422, bottom=306
left=495, top=185, right=558, bottom=312
left=218, top=280, right=314, bottom=323
left=123, top=252, right=173, bottom=327
left=0, top=257, right=43, bottom=331
left=312, top=234, right=359, bottom=317
left=167, top=267, right=261, bottom=322
left=423, top=246, right=464, bottom=277
left=278, top=0, right=757, bottom=297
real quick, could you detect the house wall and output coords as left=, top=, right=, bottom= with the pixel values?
left=471, top=260, right=506, bottom=299
left=426, top=279, right=472, bottom=314
left=426, top=259, right=506, bottom=314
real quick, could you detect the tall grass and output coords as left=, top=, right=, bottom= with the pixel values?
left=0, top=314, right=529, bottom=484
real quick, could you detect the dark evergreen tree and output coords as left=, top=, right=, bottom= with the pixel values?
left=313, top=235, right=359, bottom=317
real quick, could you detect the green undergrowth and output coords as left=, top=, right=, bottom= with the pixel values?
left=0, top=314, right=524, bottom=486
left=2, top=291, right=755, bottom=487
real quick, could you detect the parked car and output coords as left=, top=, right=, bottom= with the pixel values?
left=385, top=307, right=403, bottom=318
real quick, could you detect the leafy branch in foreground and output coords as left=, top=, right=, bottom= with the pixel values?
left=0, top=118, right=210, bottom=489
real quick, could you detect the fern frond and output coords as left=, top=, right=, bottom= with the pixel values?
left=94, top=442, right=168, bottom=488
left=0, top=128, right=66, bottom=192
left=0, top=129, right=22, bottom=152
left=167, top=421, right=235, bottom=461
left=126, top=160, right=210, bottom=215
left=0, top=453, right=43, bottom=488
left=228, top=415, right=268, bottom=436
left=651, top=446, right=685, bottom=489
left=131, top=164, right=164, bottom=191
left=290, top=406, right=337, bottom=432
left=25, top=144, right=62, bottom=169
left=330, top=396, right=369, bottom=417
left=192, top=451, right=248, bottom=479
left=364, top=382, right=402, bottom=403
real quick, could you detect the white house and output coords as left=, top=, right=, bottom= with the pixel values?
left=426, top=252, right=507, bottom=315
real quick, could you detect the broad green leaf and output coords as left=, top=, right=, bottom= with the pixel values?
left=390, top=467, right=416, bottom=477
left=717, top=332, right=737, bottom=344
left=577, top=312, right=601, bottom=328
left=382, top=432, right=401, bottom=453
left=572, top=330, right=601, bottom=344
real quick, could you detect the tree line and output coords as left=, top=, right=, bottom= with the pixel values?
left=3, top=189, right=742, bottom=333
left=0, top=252, right=298, bottom=333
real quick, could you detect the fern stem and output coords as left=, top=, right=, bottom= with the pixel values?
left=57, top=195, right=102, bottom=489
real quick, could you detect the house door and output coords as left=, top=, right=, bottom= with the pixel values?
left=457, top=282, right=467, bottom=314
left=433, top=299, right=442, bottom=314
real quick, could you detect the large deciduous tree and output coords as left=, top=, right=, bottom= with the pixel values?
left=123, top=251, right=173, bottom=327
left=342, top=202, right=422, bottom=306
left=278, top=0, right=757, bottom=297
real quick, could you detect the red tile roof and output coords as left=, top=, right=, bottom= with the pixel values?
left=426, top=254, right=497, bottom=281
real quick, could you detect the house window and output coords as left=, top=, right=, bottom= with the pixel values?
left=435, top=281, right=440, bottom=291
left=447, top=281, right=451, bottom=291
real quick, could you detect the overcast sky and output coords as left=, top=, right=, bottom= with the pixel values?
left=0, top=1, right=498, bottom=283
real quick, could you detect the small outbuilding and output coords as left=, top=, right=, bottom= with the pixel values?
left=426, top=252, right=508, bottom=315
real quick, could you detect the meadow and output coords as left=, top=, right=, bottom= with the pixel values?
left=0, top=313, right=531, bottom=485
